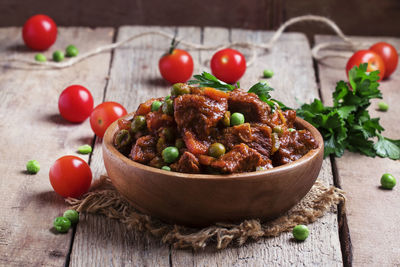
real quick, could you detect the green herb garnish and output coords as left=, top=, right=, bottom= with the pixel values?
left=188, top=72, right=236, bottom=91
left=297, top=63, right=400, bottom=159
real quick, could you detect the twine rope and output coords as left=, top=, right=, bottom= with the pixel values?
left=1, top=15, right=371, bottom=70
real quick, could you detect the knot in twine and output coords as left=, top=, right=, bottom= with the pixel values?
left=1, top=15, right=375, bottom=70
left=66, top=176, right=345, bottom=250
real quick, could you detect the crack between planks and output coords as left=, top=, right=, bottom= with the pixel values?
left=64, top=27, right=118, bottom=267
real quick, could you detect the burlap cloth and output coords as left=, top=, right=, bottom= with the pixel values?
left=67, top=175, right=345, bottom=250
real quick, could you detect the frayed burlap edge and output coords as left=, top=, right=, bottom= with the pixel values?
left=66, top=175, right=345, bottom=250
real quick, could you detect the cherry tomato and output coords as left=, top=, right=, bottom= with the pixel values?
left=370, top=42, right=398, bottom=79
left=49, top=156, right=92, bottom=198
left=210, top=48, right=246, bottom=84
left=346, top=50, right=385, bottom=81
left=159, top=48, right=194, bottom=84
left=22, top=14, right=57, bottom=51
left=90, top=102, right=127, bottom=138
left=58, top=85, right=94, bottom=123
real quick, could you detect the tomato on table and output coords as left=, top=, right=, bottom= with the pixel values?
left=159, top=39, right=194, bottom=84
left=22, top=14, right=57, bottom=51
left=90, top=102, right=127, bottom=138
left=369, top=42, right=398, bottom=79
left=210, top=48, right=246, bottom=84
left=58, top=85, right=94, bottom=123
left=49, top=156, right=92, bottom=198
left=346, top=50, right=385, bottom=81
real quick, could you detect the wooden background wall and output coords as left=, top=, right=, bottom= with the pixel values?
left=1, top=0, right=399, bottom=37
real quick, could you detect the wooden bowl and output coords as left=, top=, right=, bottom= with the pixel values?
left=102, top=113, right=324, bottom=227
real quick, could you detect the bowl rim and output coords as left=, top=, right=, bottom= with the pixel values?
left=103, top=112, right=324, bottom=181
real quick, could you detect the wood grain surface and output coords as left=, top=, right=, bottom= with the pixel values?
left=315, top=35, right=400, bottom=266
left=0, top=27, right=113, bottom=266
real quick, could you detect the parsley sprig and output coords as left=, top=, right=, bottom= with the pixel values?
left=297, top=63, right=400, bottom=159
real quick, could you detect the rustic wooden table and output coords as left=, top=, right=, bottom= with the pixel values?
left=0, top=26, right=398, bottom=267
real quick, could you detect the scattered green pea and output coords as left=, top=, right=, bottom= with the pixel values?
left=208, top=143, right=226, bottom=158
left=78, top=144, right=92, bottom=154
left=230, top=112, right=245, bottom=126
left=263, top=69, right=274, bottom=78
left=378, top=101, right=389, bottom=112
left=131, top=116, right=146, bottom=133
left=171, top=83, right=191, bottom=96
left=53, top=216, right=71, bottom=233
left=380, top=173, right=396, bottom=189
left=151, top=100, right=162, bottom=111
left=52, top=50, right=64, bottom=62
left=34, top=53, right=47, bottom=62
left=161, top=127, right=175, bottom=142
left=162, top=146, right=179, bottom=163
left=26, top=160, right=40, bottom=174
left=256, top=166, right=267, bottom=171
left=292, top=224, right=309, bottom=241
left=114, top=129, right=132, bottom=149
left=63, top=210, right=79, bottom=224
left=161, top=166, right=171, bottom=171
left=175, top=138, right=185, bottom=149
left=65, top=45, right=79, bottom=57
left=288, top=128, right=296, bottom=132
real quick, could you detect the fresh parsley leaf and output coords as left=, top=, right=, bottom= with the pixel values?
left=188, top=72, right=235, bottom=91
left=248, top=82, right=273, bottom=101
left=374, top=134, right=400, bottom=160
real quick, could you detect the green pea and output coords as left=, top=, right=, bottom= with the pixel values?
left=230, top=112, right=245, bottom=126
left=161, top=166, right=171, bottom=171
left=288, top=128, right=296, bottom=132
left=222, top=111, right=231, bottom=127
left=157, top=136, right=166, bottom=154
left=78, top=144, right=92, bottom=154
left=292, top=224, right=309, bottom=241
left=52, top=50, right=64, bottom=62
left=171, top=83, right=191, bottom=96
left=114, top=129, right=132, bottom=149
left=175, top=138, right=185, bottom=149
left=131, top=116, right=146, bottom=133
left=26, top=160, right=40, bottom=174
left=208, top=143, right=226, bottom=158
left=263, top=69, right=274, bottom=78
left=65, top=45, right=79, bottom=57
left=380, top=173, right=396, bottom=189
left=53, top=216, right=71, bottom=233
left=63, top=210, right=79, bottom=224
left=151, top=100, right=162, bottom=111
left=161, top=127, right=175, bottom=142
left=378, top=101, right=389, bottom=111
left=34, top=53, right=46, bottom=62
left=273, top=125, right=283, bottom=135
left=162, top=99, right=174, bottom=115
left=256, top=166, right=266, bottom=171
left=162, top=146, right=179, bottom=163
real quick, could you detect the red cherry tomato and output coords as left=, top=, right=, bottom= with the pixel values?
left=22, top=14, right=57, bottom=51
left=210, top=48, right=246, bottom=84
left=159, top=48, right=194, bottom=84
left=346, top=50, right=385, bottom=81
left=370, top=42, right=398, bottom=79
left=49, top=155, right=92, bottom=198
left=90, top=102, right=127, bottom=138
left=58, top=85, right=94, bottom=123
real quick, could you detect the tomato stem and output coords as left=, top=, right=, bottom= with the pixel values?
left=168, top=33, right=180, bottom=54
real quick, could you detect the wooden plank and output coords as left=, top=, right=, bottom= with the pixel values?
left=315, top=35, right=400, bottom=266
left=0, top=27, right=113, bottom=266
left=69, top=26, right=201, bottom=267
left=171, top=28, right=342, bottom=266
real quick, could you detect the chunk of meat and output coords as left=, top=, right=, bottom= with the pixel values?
left=268, top=109, right=296, bottom=128
left=130, top=135, right=157, bottom=164
left=272, top=130, right=318, bottom=166
left=149, top=156, right=165, bottom=168
left=228, top=89, right=270, bottom=123
left=170, top=151, right=200, bottom=174
left=218, top=123, right=272, bottom=158
left=174, top=93, right=228, bottom=139
left=146, top=111, right=175, bottom=133
left=211, top=144, right=265, bottom=173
